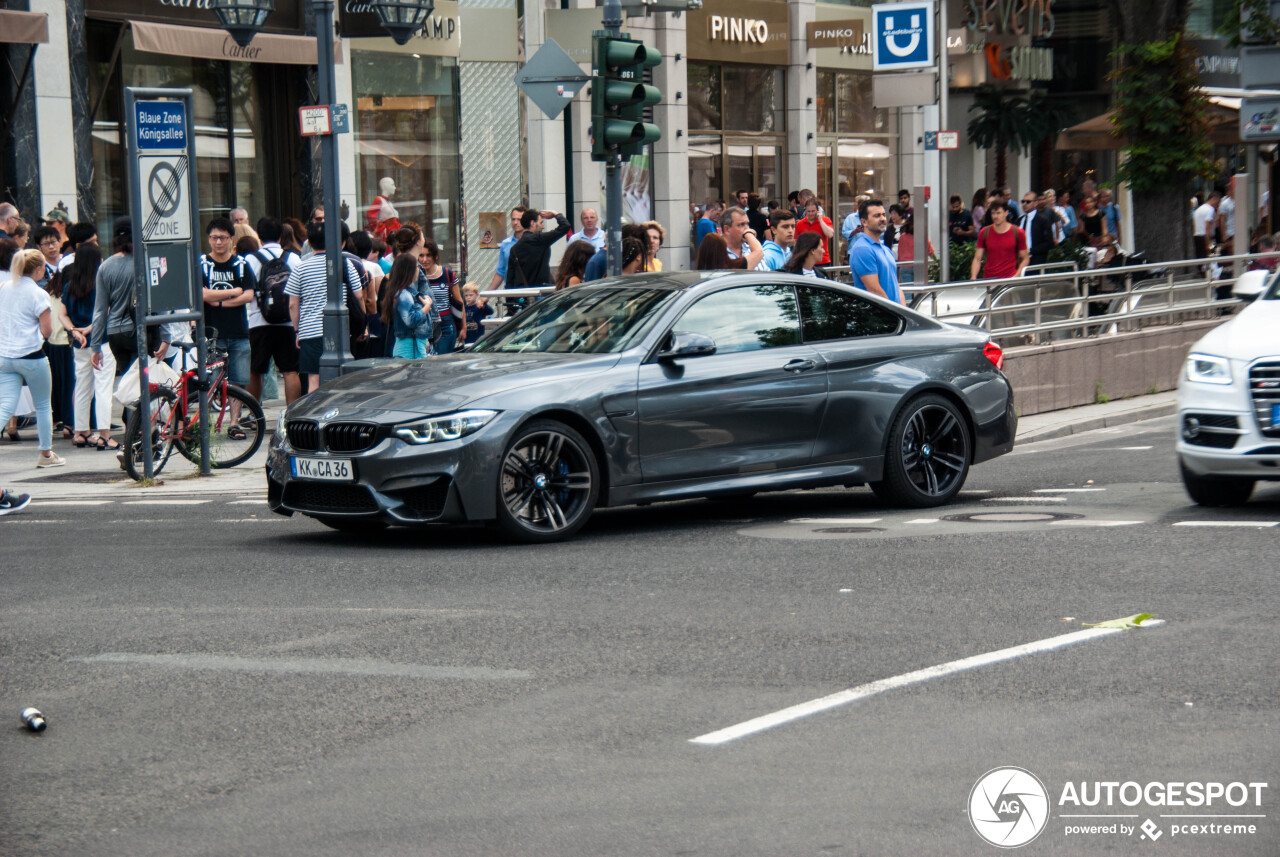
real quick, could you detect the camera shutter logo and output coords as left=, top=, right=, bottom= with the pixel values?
left=969, top=767, right=1050, bottom=848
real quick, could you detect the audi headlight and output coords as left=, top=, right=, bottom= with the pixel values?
left=394, top=410, right=498, bottom=445
left=1185, top=353, right=1233, bottom=386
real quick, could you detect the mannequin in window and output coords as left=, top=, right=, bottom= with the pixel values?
left=367, top=177, right=401, bottom=240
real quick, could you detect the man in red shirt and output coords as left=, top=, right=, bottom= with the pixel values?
left=970, top=200, right=1028, bottom=280
left=794, top=198, right=835, bottom=264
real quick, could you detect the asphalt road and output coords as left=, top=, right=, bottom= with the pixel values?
left=2, top=416, right=1277, bottom=856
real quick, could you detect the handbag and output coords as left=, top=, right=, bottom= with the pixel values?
left=114, top=359, right=180, bottom=406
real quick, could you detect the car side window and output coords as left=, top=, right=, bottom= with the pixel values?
left=797, top=285, right=902, bottom=341
left=673, top=284, right=800, bottom=354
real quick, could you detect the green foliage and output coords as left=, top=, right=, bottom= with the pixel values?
left=1094, top=381, right=1110, bottom=404
left=1109, top=33, right=1214, bottom=193
left=1217, top=0, right=1280, bottom=47
left=1047, top=238, right=1090, bottom=270
left=947, top=240, right=976, bottom=282
left=966, top=86, right=1075, bottom=156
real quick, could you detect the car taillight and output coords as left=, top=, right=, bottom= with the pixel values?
left=983, top=341, right=1004, bottom=371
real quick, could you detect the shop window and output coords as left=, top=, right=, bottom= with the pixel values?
left=688, top=63, right=721, bottom=131
left=688, top=136, right=723, bottom=207
left=817, top=71, right=836, bottom=135
left=722, top=66, right=783, bottom=132
left=351, top=50, right=460, bottom=266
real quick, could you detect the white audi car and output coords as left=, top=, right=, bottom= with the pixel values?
left=1176, top=269, right=1280, bottom=505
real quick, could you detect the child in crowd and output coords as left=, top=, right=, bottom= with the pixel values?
left=462, top=282, right=493, bottom=345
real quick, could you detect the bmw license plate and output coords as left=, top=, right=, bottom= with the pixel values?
left=291, top=456, right=354, bottom=481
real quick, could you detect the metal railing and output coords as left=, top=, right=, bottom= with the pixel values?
left=474, top=254, right=1264, bottom=344
left=477, top=286, right=557, bottom=330
left=899, top=253, right=1258, bottom=345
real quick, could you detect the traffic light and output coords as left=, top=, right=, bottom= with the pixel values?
left=591, top=31, right=661, bottom=161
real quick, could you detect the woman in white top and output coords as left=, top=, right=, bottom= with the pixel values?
left=0, top=249, right=65, bottom=468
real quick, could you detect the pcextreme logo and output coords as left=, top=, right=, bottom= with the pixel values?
left=969, top=768, right=1270, bottom=848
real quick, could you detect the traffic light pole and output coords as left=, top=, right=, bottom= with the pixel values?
left=603, top=0, right=624, bottom=277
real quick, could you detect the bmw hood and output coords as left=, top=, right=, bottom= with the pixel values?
left=287, top=352, right=622, bottom=422
left=1190, top=299, right=1280, bottom=361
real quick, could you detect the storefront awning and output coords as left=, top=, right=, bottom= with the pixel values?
left=1055, top=99, right=1242, bottom=151
left=131, top=20, right=342, bottom=66
left=0, top=10, right=49, bottom=45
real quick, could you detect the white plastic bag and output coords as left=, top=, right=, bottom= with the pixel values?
left=114, top=359, right=181, bottom=406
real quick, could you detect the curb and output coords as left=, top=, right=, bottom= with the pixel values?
left=1016, top=402, right=1177, bottom=444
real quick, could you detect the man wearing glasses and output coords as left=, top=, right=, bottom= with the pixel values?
left=32, top=227, right=63, bottom=285
left=200, top=218, right=256, bottom=434
left=1019, top=192, right=1054, bottom=269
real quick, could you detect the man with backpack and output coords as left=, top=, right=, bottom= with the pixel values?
left=200, top=217, right=256, bottom=435
left=245, top=217, right=301, bottom=405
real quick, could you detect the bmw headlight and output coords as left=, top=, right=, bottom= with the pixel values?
left=275, top=409, right=288, bottom=446
left=394, top=410, right=498, bottom=445
left=1185, top=353, right=1233, bottom=386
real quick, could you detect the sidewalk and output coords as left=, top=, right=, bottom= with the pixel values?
left=1, top=392, right=1179, bottom=501
left=0, top=399, right=285, bottom=500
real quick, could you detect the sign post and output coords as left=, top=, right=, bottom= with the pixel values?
left=125, top=87, right=209, bottom=479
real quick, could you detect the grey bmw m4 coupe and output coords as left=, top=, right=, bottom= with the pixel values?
left=266, top=272, right=1017, bottom=541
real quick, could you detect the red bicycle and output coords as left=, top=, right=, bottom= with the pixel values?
left=122, top=336, right=264, bottom=480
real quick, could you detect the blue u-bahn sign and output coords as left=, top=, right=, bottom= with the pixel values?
left=872, top=1, right=935, bottom=72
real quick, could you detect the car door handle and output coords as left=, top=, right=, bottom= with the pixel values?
left=783, top=359, right=817, bottom=373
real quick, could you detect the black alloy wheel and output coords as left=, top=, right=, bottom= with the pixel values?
left=496, top=420, right=599, bottom=542
left=872, top=394, right=971, bottom=507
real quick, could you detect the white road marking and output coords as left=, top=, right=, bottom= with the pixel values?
left=1172, top=521, right=1278, bottom=528
left=2, top=519, right=70, bottom=524
left=788, top=517, right=883, bottom=525
left=228, top=499, right=267, bottom=505
left=1049, top=520, right=1143, bottom=527
left=31, top=500, right=113, bottom=506
left=690, top=620, right=1165, bottom=746
left=121, top=499, right=210, bottom=506
left=213, top=518, right=285, bottom=523
left=984, top=496, right=1068, bottom=503
left=905, top=518, right=939, bottom=525
left=1032, top=488, right=1106, bottom=493
left=1097, top=446, right=1154, bottom=451
left=76, top=653, right=533, bottom=681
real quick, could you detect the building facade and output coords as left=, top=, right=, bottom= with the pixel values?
left=2, top=0, right=1258, bottom=281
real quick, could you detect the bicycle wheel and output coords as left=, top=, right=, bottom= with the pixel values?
left=180, top=384, right=264, bottom=469
left=123, top=388, right=177, bottom=481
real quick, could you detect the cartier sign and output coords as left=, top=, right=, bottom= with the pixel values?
left=85, top=0, right=306, bottom=35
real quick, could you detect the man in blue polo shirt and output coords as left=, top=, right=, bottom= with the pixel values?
left=848, top=198, right=901, bottom=304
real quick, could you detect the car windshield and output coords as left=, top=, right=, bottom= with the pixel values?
left=472, top=286, right=678, bottom=354
left=1264, top=269, right=1280, bottom=300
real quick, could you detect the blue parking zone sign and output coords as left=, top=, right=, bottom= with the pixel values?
left=872, top=2, right=935, bottom=71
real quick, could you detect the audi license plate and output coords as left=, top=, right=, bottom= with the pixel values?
left=291, top=456, right=354, bottom=481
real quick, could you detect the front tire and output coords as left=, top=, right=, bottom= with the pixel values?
left=871, top=394, right=971, bottom=507
left=1180, top=459, right=1255, bottom=506
left=496, top=420, right=599, bottom=542
left=122, top=389, right=177, bottom=481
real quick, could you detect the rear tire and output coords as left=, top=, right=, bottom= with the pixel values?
left=178, top=385, right=264, bottom=469
left=1180, top=459, right=1254, bottom=506
left=495, top=420, right=599, bottom=542
left=871, top=394, right=971, bottom=507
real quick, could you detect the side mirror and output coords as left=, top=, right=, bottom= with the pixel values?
left=657, top=332, right=716, bottom=361
left=1233, top=269, right=1271, bottom=301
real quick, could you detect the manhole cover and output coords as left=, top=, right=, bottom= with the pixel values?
left=19, top=471, right=132, bottom=484
left=815, top=527, right=884, bottom=534
left=944, top=512, right=1083, bottom=524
